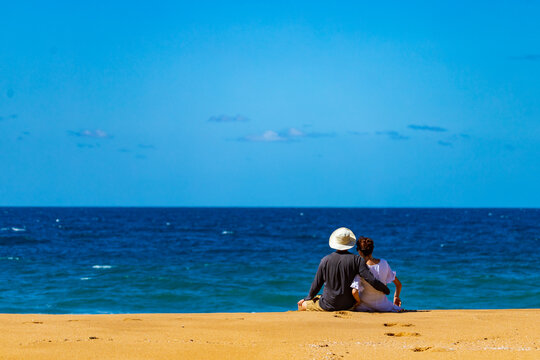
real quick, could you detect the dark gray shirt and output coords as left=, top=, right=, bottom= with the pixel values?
left=304, top=251, right=390, bottom=311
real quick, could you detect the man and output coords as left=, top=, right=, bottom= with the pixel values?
left=298, top=227, right=390, bottom=311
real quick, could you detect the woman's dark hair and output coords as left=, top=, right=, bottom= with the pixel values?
left=356, top=236, right=374, bottom=257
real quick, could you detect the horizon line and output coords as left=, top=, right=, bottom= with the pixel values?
left=1, top=205, right=538, bottom=209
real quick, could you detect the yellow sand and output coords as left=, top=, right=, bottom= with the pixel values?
left=1, top=310, right=538, bottom=359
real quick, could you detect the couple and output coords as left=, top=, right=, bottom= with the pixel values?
left=298, top=227, right=403, bottom=312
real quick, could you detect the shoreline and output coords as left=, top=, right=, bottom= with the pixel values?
left=1, top=309, right=538, bottom=359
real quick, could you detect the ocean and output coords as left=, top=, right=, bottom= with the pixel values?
left=0, top=207, right=538, bottom=313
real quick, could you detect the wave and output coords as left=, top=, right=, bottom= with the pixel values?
left=92, top=265, right=112, bottom=269
left=1, top=227, right=26, bottom=232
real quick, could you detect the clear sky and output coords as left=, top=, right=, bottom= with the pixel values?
left=1, top=1, right=539, bottom=207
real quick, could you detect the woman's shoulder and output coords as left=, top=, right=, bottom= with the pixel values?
left=378, top=258, right=397, bottom=272
left=378, top=258, right=390, bottom=267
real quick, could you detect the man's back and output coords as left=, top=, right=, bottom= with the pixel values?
left=317, top=252, right=359, bottom=310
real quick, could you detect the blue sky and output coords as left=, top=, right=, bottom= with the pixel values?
left=1, top=1, right=539, bottom=206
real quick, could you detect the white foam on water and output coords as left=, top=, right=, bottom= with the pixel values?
left=221, top=230, right=234, bottom=235
left=92, top=265, right=112, bottom=269
left=11, top=227, right=26, bottom=232
left=80, top=277, right=91, bottom=280
left=55, top=218, right=60, bottom=222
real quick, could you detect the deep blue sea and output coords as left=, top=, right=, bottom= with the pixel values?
left=0, top=207, right=538, bottom=313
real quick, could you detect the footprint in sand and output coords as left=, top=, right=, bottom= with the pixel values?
left=412, top=346, right=431, bottom=352
left=23, top=321, right=43, bottom=324
left=385, top=332, right=421, bottom=337
left=383, top=322, right=414, bottom=327
left=123, top=318, right=142, bottom=321
left=333, top=311, right=352, bottom=319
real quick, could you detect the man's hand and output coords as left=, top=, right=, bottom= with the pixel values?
left=297, top=299, right=305, bottom=311
left=393, top=296, right=401, bottom=307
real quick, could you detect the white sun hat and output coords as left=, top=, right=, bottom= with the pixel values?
left=329, top=227, right=357, bottom=250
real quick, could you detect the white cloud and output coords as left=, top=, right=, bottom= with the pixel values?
left=287, top=128, right=305, bottom=137
left=242, top=130, right=288, bottom=142
left=240, top=127, right=334, bottom=142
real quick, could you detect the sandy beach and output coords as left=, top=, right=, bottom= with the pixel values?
left=1, top=309, right=538, bottom=359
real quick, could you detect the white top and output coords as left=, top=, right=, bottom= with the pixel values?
left=351, top=258, right=401, bottom=312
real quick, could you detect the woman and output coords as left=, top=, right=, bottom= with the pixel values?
left=351, top=236, right=403, bottom=312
